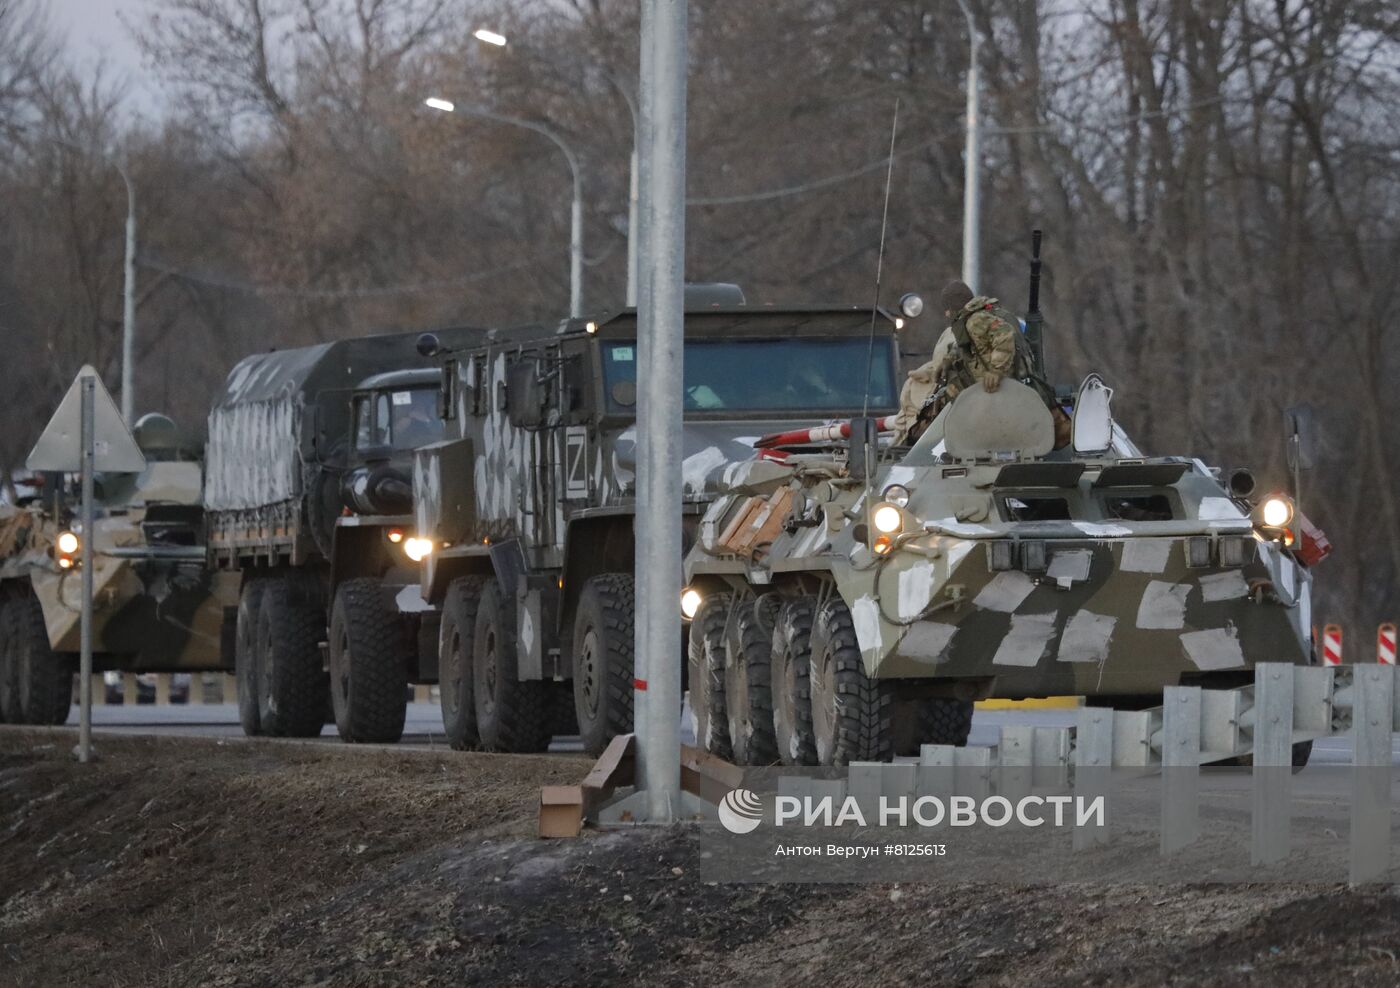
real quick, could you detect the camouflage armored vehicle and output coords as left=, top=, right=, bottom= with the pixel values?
left=411, top=291, right=905, bottom=755
left=683, top=291, right=1330, bottom=768
left=204, top=328, right=483, bottom=742
left=0, top=414, right=235, bottom=725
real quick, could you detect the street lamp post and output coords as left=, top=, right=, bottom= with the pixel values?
left=425, top=98, right=585, bottom=317
left=956, top=0, right=981, bottom=294
left=471, top=28, right=640, bottom=307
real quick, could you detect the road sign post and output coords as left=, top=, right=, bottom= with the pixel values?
left=26, top=366, right=146, bottom=764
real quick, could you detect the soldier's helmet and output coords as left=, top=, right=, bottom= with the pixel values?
left=132, top=413, right=187, bottom=460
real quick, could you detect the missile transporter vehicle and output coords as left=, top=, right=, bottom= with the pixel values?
left=204, top=328, right=483, bottom=742
left=411, top=290, right=904, bottom=755
left=682, top=264, right=1330, bottom=768
left=0, top=415, right=235, bottom=725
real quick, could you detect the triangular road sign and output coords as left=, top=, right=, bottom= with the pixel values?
left=26, top=365, right=147, bottom=473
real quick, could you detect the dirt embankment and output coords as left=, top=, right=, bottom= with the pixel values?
left=3, top=731, right=1400, bottom=987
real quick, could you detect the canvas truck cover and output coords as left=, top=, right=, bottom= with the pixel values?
left=204, top=329, right=484, bottom=513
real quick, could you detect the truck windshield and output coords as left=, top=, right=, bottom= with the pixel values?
left=381, top=387, right=443, bottom=450
left=602, top=338, right=897, bottom=413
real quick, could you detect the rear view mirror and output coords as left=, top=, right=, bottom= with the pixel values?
left=438, top=359, right=457, bottom=421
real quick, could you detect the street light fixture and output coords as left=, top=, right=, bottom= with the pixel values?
left=424, top=96, right=585, bottom=317
left=472, top=27, right=640, bottom=307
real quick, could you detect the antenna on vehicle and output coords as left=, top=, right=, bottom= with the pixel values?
left=854, top=99, right=900, bottom=485
left=1024, top=229, right=1046, bottom=379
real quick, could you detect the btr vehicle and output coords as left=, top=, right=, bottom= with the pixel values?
left=682, top=251, right=1330, bottom=767
left=204, top=328, right=483, bottom=742
left=411, top=290, right=904, bottom=755
left=0, top=414, right=235, bottom=725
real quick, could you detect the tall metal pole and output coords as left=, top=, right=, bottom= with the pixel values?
left=957, top=0, right=981, bottom=293
left=626, top=147, right=640, bottom=307
left=119, top=166, right=136, bottom=424
left=77, top=377, right=96, bottom=763
left=636, top=0, right=686, bottom=823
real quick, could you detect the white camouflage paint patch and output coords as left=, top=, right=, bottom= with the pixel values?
left=928, top=517, right=995, bottom=537
left=394, top=585, right=433, bottom=614
left=681, top=445, right=729, bottom=493
left=1047, top=550, right=1092, bottom=583
left=896, top=559, right=936, bottom=621
left=1137, top=580, right=1190, bottom=629
left=851, top=595, right=883, bottom=658
left=1074, top=522, right=1133, bottom=537
left=519, top=607, right=535, bottom=659
left=1198, top=570, right=1250, bottom=602
left=945, top=541, right=976, bottom=572
left=882, top=465, right=917, bottom=489
left=1180, top=627, right=1246, bottom=670
left=992, top=612, right=1057, bottom=667
left=1058, top=610, right=1116, bottom=663
left=1120, top=539, right=1172, bottom=574
left=1198, top=496, right=1246, bottom=520
left=899, top=621, right=957, bottom=663
left=973, top=570, right=1037, bottom=613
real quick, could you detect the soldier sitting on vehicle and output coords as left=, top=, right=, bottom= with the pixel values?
left=893, top=280, right=1068, bottom=448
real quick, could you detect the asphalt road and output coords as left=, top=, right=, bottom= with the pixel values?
left=59, top=701, right=1396, bottom=765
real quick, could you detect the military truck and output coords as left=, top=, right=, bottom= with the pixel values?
left=411, top=293, right=906, bottom=755
left=682, top=259, right=1330, bottom=767
left=204, top=328, right=483, bottom=742
left=0, top=414, right=235, bottom=725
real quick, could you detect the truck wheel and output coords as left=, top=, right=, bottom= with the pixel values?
left=725, top=595, right=781, bottom=766
left=235, top=579, right=265, bottom=736
left=771, top=596, right=818, bottom=766
left=0, top=591, right=22, bottom=723
left=438, top=576, right=485, bottom=750
left=896, top=697, right=974, bottom=755
left=686, top=593, right=731, bottom=759
left=572, top=574, right=635, bottom=757
left=255, top=577, right=328, bottom=737
left=328, top=577, right=408, bottom=743
left=472, top=579, right=550, bottom=753
left=4, top=591, right=73, bottom=725
left=550, top=680, right=579, bottom=736
left=809, top=598, right=894, bottom=766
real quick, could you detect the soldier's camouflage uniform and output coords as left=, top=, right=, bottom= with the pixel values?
left=892, top=326, right=955, bottom=445
left=944, top=295, right=1026, bottom=399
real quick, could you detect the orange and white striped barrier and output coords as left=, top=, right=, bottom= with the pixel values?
left=1378, top=623, right=1397, bottom=665
left=1322, top=623, right=1343, bottom=666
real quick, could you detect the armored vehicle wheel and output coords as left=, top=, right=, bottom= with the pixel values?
left=328, top=577, right=408, bottom=743
left=572, top=574, right=635, bottom=757
left=1, top=591, right=73, bottom=725
left=725, top=595, right=781, bottom=766
left=438, top=576, right=485, bottom=751
left=895, top=697, right=974, bottom=755
left=686, top=593, right=731, bottom=760
left=472, top=579, right=551, bottom=753
left=255, top=577, right=328, bottom=737
left=234, top=579, right=266, bottom=737
left=809, top=598, right=894, bottom=766
left=771, top=597, right=818, bottom=766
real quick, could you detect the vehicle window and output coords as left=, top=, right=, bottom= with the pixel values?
left=373, top=393, right=392, bottom=447
left=1001, top=496, right=1071, bottom=522
left=601, top=337, right=897, bottom=413
left=386, top=388, right=444, bottom=450
left=353, top=397, right=371, bottom=450
left=1103, top=494, right=1175, bottom=521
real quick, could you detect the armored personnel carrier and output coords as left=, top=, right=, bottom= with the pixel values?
left=682, top=256, right=1330, bottom=767
left=411, top=289, right=905, bottom=755
left=0, top=414, right=235, bottom=725
left=204, top=327, right=484, bottom=742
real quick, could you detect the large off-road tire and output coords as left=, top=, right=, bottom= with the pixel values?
left=0, top=590, right=23, bottom=723
left=1, top=591, right=73, bottom=725
left=328, top=577, right=409, bottom=743
left=896, top=697, right=975, bottom=755
left=472, top=580, right=551, bottom=753
left=572, top=574, right=635, bottom=757
left=809, top=598, right=895, bottom=766
left=725, top=595, right=781, bottom=766
left=686, top=593, right=731, bottom=759
left=550, top=680, right=579, bottom=736
left=438, top=576, right=485, bottom=751
left=234, top=578, right=266, bottom=737
left=255, top=576, right=328, bottom=737
left=771, top=596, right=818, bottom=766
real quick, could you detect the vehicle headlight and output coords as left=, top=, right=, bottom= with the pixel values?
left=680, top=588, right=703, bottom=620
left=1259, top=495, right=1293, bottom=529
left=403, top=536, right=435, bottom=562
left=56, top=531, right=80, bottom=555
left=386, top=527, right=405, bottom=544
left=872, top=503, right=903, bottom=534
left=882, top=484, right=911, bottom=508
left=899, top=293, right=924, bottom=319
